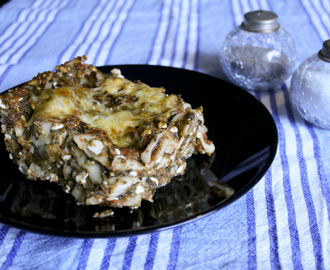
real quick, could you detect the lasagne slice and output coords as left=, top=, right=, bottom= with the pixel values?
left=0, top=56, right=215, bottom=208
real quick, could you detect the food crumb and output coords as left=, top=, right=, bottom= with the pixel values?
left=93, top=209, right=114, bottom=218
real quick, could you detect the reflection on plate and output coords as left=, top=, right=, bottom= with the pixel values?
left=0, top=65, right=278, bottom=238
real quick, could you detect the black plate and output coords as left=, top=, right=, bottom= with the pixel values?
left=0, top=65, right=278, bottom=238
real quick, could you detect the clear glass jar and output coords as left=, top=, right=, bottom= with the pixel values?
left=220, top=10, right=296, bottom=91
left=290, top=40, right=330, bottom=129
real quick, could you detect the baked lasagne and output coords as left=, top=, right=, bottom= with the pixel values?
left=0, top=56, right=215, bottom=208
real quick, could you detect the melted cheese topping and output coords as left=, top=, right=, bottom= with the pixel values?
left=29, top=75, right=180, bottom=147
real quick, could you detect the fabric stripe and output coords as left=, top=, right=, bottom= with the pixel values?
left=148, top=0, right=199, bottom=70
left=273, top=89, right=317, bottom=269
left=0, top=65, right=11, bottom=88
left=159, top=0, right=180, bottom=67
left=84, top=239, right=108, bottom=270
left=147, top=0, right=172, bottom=65
left=299, top=0, right=329, bottom=41
left=321, top=0, right=330, bottom=14
left=58, top=0, right=104, bottom=65
left=0, top=0, right=55, bottom=63
left=232, top=0, right=244, bottom=26
left=305, top=125, right=330, bottom=268
left=171, top=0, right=189, bottom=68
left=303, top=120, right=330, bottom=266
left=0, top=0, right=41, bottom=52
left=166, top=226, right=182, bottom=270
left=306, top=126, right=330, bottom=222
left=264, top=169, right=280, bottom=270
left=71, top=0, right=116, bottom=61
left=156, top=0, right=174, bottom=66
left=178, top=0, right=199, bottom=70
left=249, top=0, right=259, bottom=10
left=0, top=0, right=44, bottom=52
left=260, top=0, right=271, bottom=10
left=229, top=0, right=238, bottom=28
left=91, top=0, right=135, bottom=66
left=281, top=84, right=325, bottom=269
left=0, top=226, right=10, bottom=250
left=77, top=239, right=94, bottom=270
left=253, top=147, right=271, bottom=268
left=122, top=236, right=138, bottom=270
left=153, top=230, right=173, bottom=270
left=0, top=0, right=69, bottom=87
left=146, top=0, right=165, bottom=64
left=0, top=230, right=26, bottom=270
left=246, top=190, right=257, bottom=270
left=144, top=233, right=160, bottom=270
left=246, top=91, right=260, bottom=270
left=77, top=0, right=125, bottom=65
left=169, top=0, right=183, bottom=67
left=193, top=0, right=200, bottom=70
left=259, top=91, right=282, bottom=269
left=269, top=89, right=303, bottom=270
left=240, top=0, right=251, bottom=14
left=103, top=0, right=136, bottom=65
left=261, top=91, right=295, bottom=269
left=0, top=229, right=18, bottom=266
left=308, top=0, right=330, bottom=36
left=18, top=1, right=70, bottom=64
left=129, top=235, right=150, bottom=270
left=184, top=0, right=199, bottom=70
left=100, top=239, right=116, bottom=270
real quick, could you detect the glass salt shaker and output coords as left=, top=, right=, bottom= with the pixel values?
left=220, top=10, right=296, bottom=91
left=290, top=40, right=330, bottom=129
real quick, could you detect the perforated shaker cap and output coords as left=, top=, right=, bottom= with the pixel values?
left=241, top=10, right=280, bottom=33
left=318, top=40, right=330, bottom=63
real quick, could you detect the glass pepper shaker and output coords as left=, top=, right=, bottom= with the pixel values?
left=290, top=40, right=330, bottom=129
left=220, top=10, right=296, bottom=91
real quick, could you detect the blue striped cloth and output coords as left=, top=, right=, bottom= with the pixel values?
left=0, top=0, right=329, bottom=269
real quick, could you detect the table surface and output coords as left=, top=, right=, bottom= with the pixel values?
left=0, top=0, right=329, bottom=269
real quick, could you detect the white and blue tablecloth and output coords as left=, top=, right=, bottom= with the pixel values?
left=0, top=0, right=330, bottom=269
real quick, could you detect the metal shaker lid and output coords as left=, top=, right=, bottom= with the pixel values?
left=241, top=10, right=280, bottom=33
left=318, top=40, right=330, bottom=63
